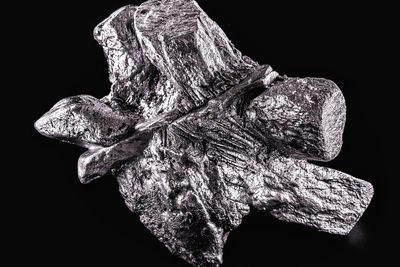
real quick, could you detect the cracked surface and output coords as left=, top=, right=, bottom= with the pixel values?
left=35, top=0, right=373, bottom=266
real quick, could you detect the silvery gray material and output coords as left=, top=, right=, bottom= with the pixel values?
left=34, top=0, right=373, bottom=266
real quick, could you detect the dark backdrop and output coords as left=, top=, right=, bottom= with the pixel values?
left=19, top=0, right=395, bottom=266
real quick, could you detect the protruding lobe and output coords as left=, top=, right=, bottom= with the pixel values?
left=34, top=95, right=135, bottom=148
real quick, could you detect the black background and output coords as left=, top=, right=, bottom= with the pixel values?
left=16, top=0, right=396, bottom=266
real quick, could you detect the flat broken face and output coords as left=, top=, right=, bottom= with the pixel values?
left=34, top=0, right=374, bottom=266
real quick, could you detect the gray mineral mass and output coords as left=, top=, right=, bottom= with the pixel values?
left=34, top=0, right=374, bottom=266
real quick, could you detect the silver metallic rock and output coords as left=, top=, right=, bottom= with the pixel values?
left=34, top=0, right=374, bottom=266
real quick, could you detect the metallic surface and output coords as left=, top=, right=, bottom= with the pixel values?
left=34, top=0, right=373, bottom=266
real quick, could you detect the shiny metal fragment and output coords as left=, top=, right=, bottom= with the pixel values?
left=35, top=0, right=374, bottom=266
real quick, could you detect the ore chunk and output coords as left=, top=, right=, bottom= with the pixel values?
left=34, top=0, right=374, bottom=266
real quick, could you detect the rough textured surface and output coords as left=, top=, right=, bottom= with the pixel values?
left=34, top=0, right=374, bottom=266
left=34, top=95, right=136, bottom=148
left=247, top=77, right=347, bottom=161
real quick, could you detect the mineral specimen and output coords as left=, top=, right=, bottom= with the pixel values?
left=34, top=0, right=374, bottom=266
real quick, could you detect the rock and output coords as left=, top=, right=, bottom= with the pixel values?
left=34, top=0, right=374, bottom=266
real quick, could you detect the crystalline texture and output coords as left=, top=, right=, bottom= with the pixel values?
left=34, top=0, right=374, bottom=266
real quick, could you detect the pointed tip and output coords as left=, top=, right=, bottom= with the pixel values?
left=34, top=116, right=47, bottom=136
left=34, top=114, right=55, bottom=139
left=33, top=118, right=40, bottom=132
left=362, top=180, right=375, bottom=209
left=77, top=149, right=106, bottom=184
